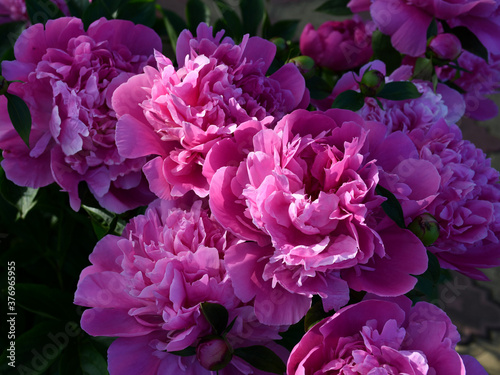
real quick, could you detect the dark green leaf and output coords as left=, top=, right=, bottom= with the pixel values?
left=161, top=8, right=188, bottom=58
left=375, top=185, right=406, bottom=229
left=0, top=21, right=25, bottom=61
left=315, top=0, right=353, bottom=16
left=426, top=251, right=441, bottom=283
left=116, top=0, right=156, bottom=27
left=234, top=346, right=286, bottom=375
left=82, top=0, right=113, bottom=28
left=371, top=30, right=402, bottom=74
left=5, top=92, right=31, bottom=148
left=451, top=26, right=488, bottom=62
left=306, top=75, right=333, bottom=100
left=170, top=346, right=197, bottom=357
left=221, top=316, right=237, bottom=337
left=443, top=80, right=465, bottom=94
left=186, top=0, right=210, bottom=32
left=25, top=0, right=65, bottom=25
left=200, top=302, right=229, bottom=335
left=377, top=81, right=422, bottom=100
left=269, top=19, right=300, bottom=41
left=78, top=340, right=109, bottom=375
left=426, top=18, right=438, bottom=39
left=16, top=283, right=76, bottom=320
left=0, top=168, right=38, bottom=219
left=331, top=90, right=365, bottom=111
left=413, top=57, right=434, bottom=81
left=82, top=205, right=125, bottom=239
left=304, top=298, right=329, bottom=331
left=65, top=0, right=91, bottom=17
left=278, top=318, right=305, bottom=352
left=240, top=0, right=265, bottom=36
left=215, top=0, right=243, bottom=41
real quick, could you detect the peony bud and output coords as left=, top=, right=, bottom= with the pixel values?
left=271, top=37, right=287, bottom=53
left=429, top=33, right=462, bottom=61
left=196, top=336, right=233, bottom=371
left=360, top=69, right=385, bottom=97
left=289, top=55, right=316, bottom=78
left=408, top=213, right=440, bottom=246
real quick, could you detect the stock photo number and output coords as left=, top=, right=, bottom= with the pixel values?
left=7, top=260, right=16, bottom=368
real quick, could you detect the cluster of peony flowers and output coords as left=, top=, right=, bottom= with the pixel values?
left=1, top=4, right=498, bottom=374
left=0, top=17, right=160, bottom=212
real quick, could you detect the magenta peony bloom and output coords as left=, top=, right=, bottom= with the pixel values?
left=287, top=295, right=484, bottom=374
left=299, top=16, right=373, bottom=71
left=363, top=0, right=500, bottom=56
left=74, top=198, right=286, bottom=374
left=113, top=23, right=307, bottom=201
left=208, top=109, right=428, bottom=325
left=0, top=17, right=161, bottom=212
left=428, top=33, right=462, bottom=61
left=437, top=51, right=500, bottom=120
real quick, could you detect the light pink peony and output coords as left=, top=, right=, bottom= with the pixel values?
left=437, top=51, right=500, bottom=120
left=356, top=0, right=500, bottom=56
left=287, top=295, right=486, bottom=374
left=299, top=16, right=374, bottom=72
left=74, top=197, right=286, bottom=375
left=0, top=17, right=160, bottom=212
left=208, top=109, right=428, bottom=325
left=113, top=23, right=308, bottom=201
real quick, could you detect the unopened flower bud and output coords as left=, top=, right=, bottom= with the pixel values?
left=271, top=37, right=287, bottom=52
left=196, top=336, right=233, bottom=371
left=360, top=69, right=385, bottom=97
left=0, top=76, right=8, bottom=96
left=289, top=55, right=316, bottom=78
left=408, top=213, right=440, bottom=246
left=428, top=33, right=462, bottom=61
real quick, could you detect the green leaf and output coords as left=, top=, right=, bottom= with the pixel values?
left=413, top=57, right=434, bottom=81
left=331, top=90, right=365, bottom=111
left=25, top=0, right=65, bottom=25
left=306, top=75, right=333, bottom=100
left=5, top=92, right=31, bottom=148
left=65, top=0, right=91, bottom=17
left=16, top=283, right=76, bottom=320
left=0, top=168, right=38, bottom=219
left=375, top=185, right=406, bottom=229
left=234, top=346, right=286, bottom=375
left=377, top=81, right=422, bottom=100
left=82, top=0, right=124, bottom=28
left=426, top=18, right=438, bottom=39
left=200, top=302, right=229, bottom=335
left=371, top=30, right=402, bottom=74
left=269, top=19, right=300, bottom=41
left=78, top=340, right=109, bottom=375
left=215, top=0, right=243, bottom=41
left=278, top=318, right=305, bottom=352
left=304, top=298, right=329, bottom=331
left=315, top=0, right=353, bottom=16
left=116, top=0, right=156, bottom=27
left=82, top=205, right=125, bottom=239
left=161, top=8, right=188, bottom=58
left=240, top=0, right=265, bottom=36
left=450, top=26, right=489, bottom=62
left=170, top=346, right=197, bottom=357
left=186, top=0, right=210, bottom=32
left=0, top=21, right=25, bottom=60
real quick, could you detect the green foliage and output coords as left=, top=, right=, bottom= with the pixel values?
left=371, top=30, right=402, bottom=74
left=233, top=345, right=287, bottom=375
left=377, top=81, right=422, bottom=100
left=4, top=92, right=32, bottom=148
left=315, top=0, right=353, bottom=16
left=375, top=185, right=406, bottom=229
left=240, top=0, right=265, bottom=36
left=331, top=90, right=365, bottom=111
left=186, top=0, right=210, bottom=32
left=25, top=0, right=65, bottom=25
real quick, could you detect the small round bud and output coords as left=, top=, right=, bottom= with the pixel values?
left=196, top=335, right=233, bottom=371
left=0, top=76, right=8, bottom=96
left=428, top=33, right=462, bottom=61
left=359, top=69, right=385, bottom=97
left=270, top=37, right=287, bottom=52
left=289, top=55, right=316, bottom=78
left=408, top=213, right=440, bottom=246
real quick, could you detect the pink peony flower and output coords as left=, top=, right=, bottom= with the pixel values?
left=74, top=197, right=286, bottom=374
left=360, top=0, right=500, bottom=56
left=437, top=51, right=500, bottom=120
left=0, top=17, right=161, bottom=212
left=428, top=33, right=462, bottom=61
left=299, top=16, right=374, bottom=71
left=208, top=109, right=428, bottom=325
left=113, top=23, right=308, bottom=200
left=287, top=295, right=485, bottom=374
